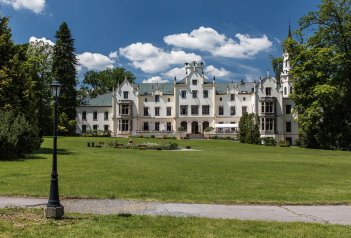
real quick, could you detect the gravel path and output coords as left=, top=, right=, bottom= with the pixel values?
left=1, top=196, right=351, bottom=225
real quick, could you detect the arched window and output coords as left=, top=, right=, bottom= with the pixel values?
left=290, top=86, right=293, bottom=94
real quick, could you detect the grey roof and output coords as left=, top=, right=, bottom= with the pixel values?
left=81, top=92, right=112, bottom=107
left=137, top=83, right=174, bottom=95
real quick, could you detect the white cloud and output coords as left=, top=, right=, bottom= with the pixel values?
left=213, top=34, right=272, bottom=58
left=205, top=65, right=231, bottom=78
left=142, top=76, right=169, bottom=84
left=119, top=42, right=201, bottom=73
left=164, top=27, right=272, bottom=59
left=0, top=0, right=45, bottom=13
left=77, top=52, right=115, bottom=71
left=164, top=26, right=226, bottom=52
left=163, top=67, right=186, bottom=79
left=108, top=51, right=118, bottom=59
left=29, top=36, right=54, bottom=46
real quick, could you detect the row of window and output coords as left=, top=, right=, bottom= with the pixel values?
left=82, top=111, right=109, bottom=121
left=82, top=124, right=109, bottom=133
left=260, top=118, right=292, bottom=132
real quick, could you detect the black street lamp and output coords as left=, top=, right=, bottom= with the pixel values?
left=45, top=81, right=64, bottom=219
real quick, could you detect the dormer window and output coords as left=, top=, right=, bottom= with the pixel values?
left=192, top=80, right=198, bottom=85
left=265, top=87, right=271, bottom=96
left=123, top=91, right=128, bottom=99
left=230, top=94, right=235, bottom=101
left=155, top=95, right=160, bottom=102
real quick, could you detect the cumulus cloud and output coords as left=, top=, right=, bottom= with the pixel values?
left=142, top=76, right=169, bottom=84
left=77, top=52, right=115, bottom=71
left=164, top=27, right=272, bottom=59
left=108, top=51, right=118, bottom=59
left=0, top=0, right=45, bottom=13
left=163, top=67, right=186, bottom=79
left=205, top=65, right=231, bottom=78
left=119, top=42, right=201, bottom=73
left=29, top=36, right=54, bottom=46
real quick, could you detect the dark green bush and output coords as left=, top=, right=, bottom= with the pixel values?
left=262, top=137, right=277, bottom=146
left=0, top=110, right=42, bottom=160
left=279, top=140, right=290, bottom=147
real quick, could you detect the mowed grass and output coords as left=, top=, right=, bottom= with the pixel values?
left=1, top=136, right=351, bottom=204
left=1, top=208, right=351, bottom=238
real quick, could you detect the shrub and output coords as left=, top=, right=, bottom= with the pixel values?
left=162, top=134, right=168, bottom=139
left=279, top=140, right=290, bottom=147
left=0, top=110, right=42, bottom=160
left=262, top=137, right=277, bottom=146
left=150, top=135, right=155, bottom=138
left=185, top=145, right=191, bottom=149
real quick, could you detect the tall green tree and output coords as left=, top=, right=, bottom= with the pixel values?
left=80, top=67, right=135, bottom=98
left=25, top=40, right=54, bottom=135
left=287, top=0, right=351, bottom=149
left=52, top=22, right=78, bottom=135
left=239, top=113, right=261, bottom=144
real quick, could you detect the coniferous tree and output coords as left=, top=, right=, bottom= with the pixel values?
left=52, top=22, right=78, bottom=134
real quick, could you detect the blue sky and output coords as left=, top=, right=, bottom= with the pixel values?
left=0, top=0, right=320, bottom=84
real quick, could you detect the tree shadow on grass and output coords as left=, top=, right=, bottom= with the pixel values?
left=33, top=147, right=77, bottom=156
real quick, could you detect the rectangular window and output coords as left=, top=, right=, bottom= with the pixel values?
left=82, top=111, right=87, bottom=120
left=120, top=105, right=129, bottom=115
left=121, top=120, right=129, bottom=131
left=261, top=118, right=265, bottom=130
left=191, top=105, right=199, bottom=115
left=192, top=80, right=197, bottom=85
left=180, top=105, right=188, bottom=115
left=166, top=107, right=171, bottom=116
left=242, top=106, right=247, bottom=114
left=192, top=90, right=198, bottom=98
left=155, top=122, right=160, bottom=131
left=203, top=90, right=208, bottom=98
left=202, top=105, right=210, bottom=115
left=93, top=125, right=98, bottom=132
left=286, top=104, right=291, bottom=114
left=286, top=122, right=292, bottom=132
left=155, top=107, right=160, bottom=116
left=230, top=106, right=236, bottom=115
left=219, top=106, right=224, bottom=115
left=144, top=107, right=149, bottom=116
left=261, top=102, right=274, bottom=113
left=93, top=111, right=98, bottom=121
left=243, top=97, right=246, bottom=101
left=266, top=118, right=275, bottom=131
left=123, top=91, right=128, bottom=99
left=167, top=122, right=172, bottom=131
left=104, top=111, right=108, bottom=120
left=82, top=125, right=87, bottom=133
left=230, top=94, right=235, bottom=101
left=143, top=122, right=149, bottom=131
left=104, top=125, right=109, bottom=131
left=266, top=87, right=272, bottom=96
left=155, top=95, right=160, bottom=102
left=181, top=90, right=186, bottom=99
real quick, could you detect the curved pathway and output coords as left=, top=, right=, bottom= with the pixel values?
left=1, top=196, right=351, bottom=225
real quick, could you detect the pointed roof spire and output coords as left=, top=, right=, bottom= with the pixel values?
left=288, top=19, right=292, bottom=38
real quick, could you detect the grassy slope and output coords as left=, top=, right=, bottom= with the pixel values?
left=1, top=208, right=351, bottom=238
left=1, top=137, right=351, bottom=204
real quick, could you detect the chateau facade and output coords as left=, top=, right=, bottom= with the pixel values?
left=76, top=54, right=298, bottom=144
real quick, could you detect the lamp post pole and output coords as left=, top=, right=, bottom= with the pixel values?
left=45, top=81, right=64, bottom=219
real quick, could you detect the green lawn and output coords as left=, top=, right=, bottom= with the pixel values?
left=1, top=208, right=351, bottom=238
left=1, top=136, right=351, bottom=204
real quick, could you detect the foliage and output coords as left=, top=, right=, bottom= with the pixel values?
left=270, top=55, right=283, bottom=82
left=25, top=39, right=54, bottom=136
left=52, top=22, right=77, bottom=134
left=0, top=110, right=42, bottom=160
left=239, top=113, right=261, bottom=144
left=80, top=68, right=136, bottom=98
left=204, top=126, right=214, bottom=132
left=287, top=0, right=351, bottom=149
left=262, top=137, right=277, bottom=146
left=278, top=140, right=290, bottom=147
left=58, top=112, right=77, bottom=136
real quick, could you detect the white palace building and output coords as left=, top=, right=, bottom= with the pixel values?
left=76, top=52, right=298, bottom=144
